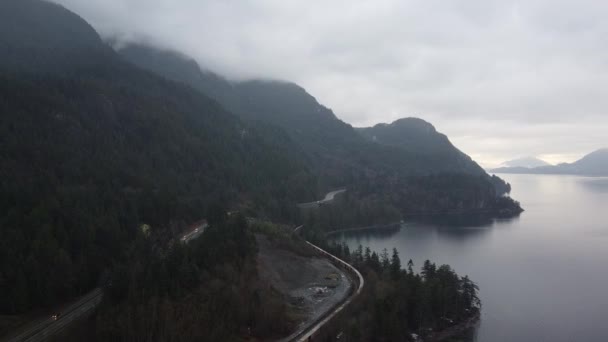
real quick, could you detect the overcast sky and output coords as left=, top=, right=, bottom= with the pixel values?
left=53, top=0, right=608, bottom=167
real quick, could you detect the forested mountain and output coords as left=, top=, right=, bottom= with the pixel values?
left=490, top=149, right=608, bottom=176
left=356, top=118, right=487, bottom=176
left=119, top=44, right=521, bottom=217
left=120, top=45, right=394, bottom=187
left=0, top=0, right=316, bottom=314
left=0, top=0, right=113, bottom=74
left=0, top=0, right=519, bottom=325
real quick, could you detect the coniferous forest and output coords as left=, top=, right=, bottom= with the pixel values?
left=324, top=242, right=481, bottom=341
left=1, top=0, right=510, bottom=341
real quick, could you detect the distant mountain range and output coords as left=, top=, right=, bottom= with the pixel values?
left=499, top=157, right=551, bottom=168
left=490, top=149, right=608, bottom=176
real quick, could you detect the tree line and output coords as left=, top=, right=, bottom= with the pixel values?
left=321, top=241, right=481, bottom=341
left=88, top=211, right=293, bottom=341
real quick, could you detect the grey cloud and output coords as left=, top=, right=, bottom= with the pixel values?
left=52, top=0, right=608, bottom=166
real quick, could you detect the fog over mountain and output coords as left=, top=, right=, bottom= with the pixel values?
left=0, top=1, right=521, bottom=326
left=50, top=0, right=608, bottom=166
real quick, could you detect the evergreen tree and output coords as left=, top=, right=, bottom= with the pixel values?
left=380, top=248, right=390, bottom=269
left=407, top=259, right=414, bottom=274
left=355, top=245, right=364, bottom=263
left=369, top=251, right=381, bottom=272
left=390, top=248, right=401, bottom=279
left=422, top=260, right=436, bottom=280
left=364, top=247, right=372, bottom=262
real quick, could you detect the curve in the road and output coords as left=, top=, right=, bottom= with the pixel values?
left=320, top=189, right=346, bottom=202
left=297, top=189, right=346, bottom=209
left=288, top=227, right=364, bottom=342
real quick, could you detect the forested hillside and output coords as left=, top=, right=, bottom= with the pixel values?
left=324, top=242, right=481, bottom=341
left=119, top=44, right=521, bottom=218
left=0, top=0, right=316, bottom=314
left=357, top=118, right=487, bottom=176
left=1, top=0, right=518, bottom=325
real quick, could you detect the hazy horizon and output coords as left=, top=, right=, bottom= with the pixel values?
left=51, top=0, right=608, bottom=167
left=3, top=2, right=607, bottom=341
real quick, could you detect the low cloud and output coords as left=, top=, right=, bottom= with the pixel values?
left=53, top=0, right=608, bottom=166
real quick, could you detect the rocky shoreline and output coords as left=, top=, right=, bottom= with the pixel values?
left=426, top=313, right=480, bottom=342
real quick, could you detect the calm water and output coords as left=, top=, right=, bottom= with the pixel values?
left=333, top=174, right=608, bottom=342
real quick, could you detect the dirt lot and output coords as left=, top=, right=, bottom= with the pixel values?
left=255, top=235, right=351, bottom=341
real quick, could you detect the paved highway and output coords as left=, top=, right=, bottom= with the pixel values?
left=4, top=207, right=346, bottom=342
left=180, top=221, right=208, bottom=243
left=319, top=189, right=346, bottom=202
left=288, top=225, right=364, bottom=342
left=5, top=288, right=103, bottom=342
left=5, top=219, right=207, bottom=342
left=297, top=189, right=346, bottom=209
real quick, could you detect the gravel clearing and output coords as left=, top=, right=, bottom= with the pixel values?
left=256, top=235, right=352, bottom=341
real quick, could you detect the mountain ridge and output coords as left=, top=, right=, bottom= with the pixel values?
left=499, top=156, right=551, bottom=168
left=0, top=1, right=522, bottom=318
left=120, top=45, right=522, bottom=224
left=356, top=117, right=488, bottom=176
left=119, top=45, right=504, bottom=178
left=490, top=149, right=608, bottom=176
left=0, top=1, right=516, bottom=340
left=0, top=0, right=317, bottom=314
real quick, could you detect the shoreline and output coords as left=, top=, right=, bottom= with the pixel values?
left=325, top=222, right=405, bottom=236
left=427, top=313, right=480, bottom=342
left=404, top=207, right=523, bottom=217
left=325, top=207, right=523, bottom=237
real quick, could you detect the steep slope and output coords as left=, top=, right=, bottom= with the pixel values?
left=117, top=44, right=236, bottom=104
left=118, top=46, right=497, bottom=177
left=570, top=149, right=608, bottom=175
left=118, top=44, right=319, bottom=190
left=119, top=45, right=389, bottom=186
left=0, top=0, right=115, bottom=74
left=118, top=43, right=521, bottom=216
left=490, top=149, right=608, bottom=176
left=357, top=118, right=487, bottom=175
left=0, top=0, right=315, bottom=314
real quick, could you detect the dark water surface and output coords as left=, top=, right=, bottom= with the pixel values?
left=333, top=174, right=608, bottom=342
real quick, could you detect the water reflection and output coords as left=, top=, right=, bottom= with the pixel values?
left=331, top=226, right=401, bottom=241
left=578, top=177, right=608, bottom=193
left=410, top=213, right=521, bottom=228
left=331, top=213, right=522, bottom=246
left=334, top=174, right=608, bottom=342
left=434, top=226, right=491, bottom=241
left=447, top=321, right=481, bottom=342
left=407, top=213, right=520, bottom=242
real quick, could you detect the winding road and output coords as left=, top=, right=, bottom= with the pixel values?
left=4, top=195, right=356, bottom=342
left=287, top=207, right=364, bottom=342
left=294, top=241, right=363, bottom=342
left=297, top=189, right=346, bottom=209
